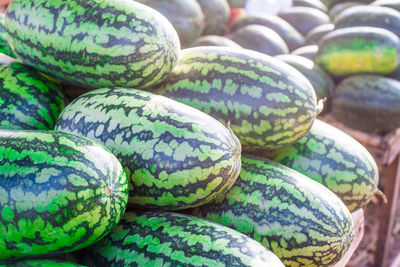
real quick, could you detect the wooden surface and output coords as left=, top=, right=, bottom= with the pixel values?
left=333, top=209, right=365, bottom=267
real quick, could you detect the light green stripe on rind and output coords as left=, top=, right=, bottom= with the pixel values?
left=0, top=259, right=86, bottom=267
left=0, top=130, right=128, bottom=260
left=81, top=211, right=285, bottom=267
left=5, top=0, right=180, bottom=89
left=265, top=119, right=379, bottom=212
left=159, top=46, right=317, bottom=151
left=55, top=88, right=241, bottom=210
left=190, top=155, right=354, bottom=267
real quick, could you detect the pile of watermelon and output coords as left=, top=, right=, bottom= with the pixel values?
left=0, top=0, right=390, bottom=266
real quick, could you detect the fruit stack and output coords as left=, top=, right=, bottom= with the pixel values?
left=0, top=0, right=385, bottom=266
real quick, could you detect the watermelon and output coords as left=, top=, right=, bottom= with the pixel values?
left=371, top=0, right=400, bottom=12
left=332, top=74, right=400, bottom=134
left=278, top=6, right=330, bottom=36
left=189, top=35, right=241, bottom=48
left=0, top=130, right=128, bottom=260
left=305, top=23, right=335, bottom=45
left=293, top=0, right=329, bottom=12
left=5, top=0, right=180, bottom=89
left=0, top=60, right=66, bottom=130
left=197, top=0, right=230, bottom=35
left=134, top=0, right=205, bottom=48
left=0, top=13, right=15, bottom=58
left=55, top=88, right=241, bottom=210
left=158, top=46, right=318, bottom=151
left=0, top=259, right=86, bottom=267
left=81, top=211, right=285, bottom=267
left=316, top=26, right=400, bottom=77
left=328, top=2, right=366, bottom=19
left=190, top=155, right=355, bottom=267
left=291, top=45, right=319, bottom=60
left=334, top=5, right=400, bottom=37
left=264, top=119, right=379, bottom=212
left=229, top=14, right=305, bottom=51
left=229, top=25, right=289, bottom=56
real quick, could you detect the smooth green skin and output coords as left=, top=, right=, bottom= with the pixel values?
left=0, top=61, right=66, bottom=130
left=0, top=259, right=86, bottom=267
left=278, top=7, right=330, bottom=36
left=190, top=35, right=242, bottom=48
left=134, top=0, right=205, bottom=48
left=0, top=130, right=128, bottom=260
left=197, top=0, right=230, bottom=35
left=0, top=14, right=15, bottom=58
left=5, top=0, right=180, bottom=89
left=316, top=27, right=400, bottom=77
left=334, top=6, right=400, bottom=36
left=275, top=54, right=334, bottom=113
left=55, top=88, right=241, bottom=210
left=81, top=211, right=285, bottom=267
left=265, top=119, right=379, bottom=212
left=230, top=14, right=305, bottom=51
left=332, top=74, right=400, bottom=134
left=230, top=25, right=289, bottom=56
left=190, top=155, right=354, bottom=267
left=159, top=46, right=317, bottom=152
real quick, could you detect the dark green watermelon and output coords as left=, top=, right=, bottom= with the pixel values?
left=189, top=35, right=241, bottom=48
left=81, top=211, right=285, bottom=266
left=305, top=23, right=335, bottom=45
left=197, top=0, right=230, bottom=35
left=371, top=0, right=400, bottom=12
left=291, top=45, right=319, bottom=60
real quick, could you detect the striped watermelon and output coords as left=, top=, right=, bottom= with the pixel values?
left=0, top=13, right=15, bottom=58
left=0, top=130, right=128, bottom=260
left=0, top=259, right=85, bottom=267
left=0, top=60, right=66, bottom=130
left=5, top=0, right=180, bottom=89
left=55, top=88, right=241, bottom=211
left=158, top=46, right=318, bottom=152
left=190, top=155, right=354, bottom=267
left=264, top=119, right=379, bottom=212
left=81, top=211, right=285, bottom=266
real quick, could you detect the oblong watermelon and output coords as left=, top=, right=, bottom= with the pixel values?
left=316, top=26, right=400, bottom=76
left=0, top=60, right=66, bottom=130
left=0, top=130, right=128, bottom=260
left=5, top=0, right=180, bottom=89
left=81, top=211, right=285, bottom=267
left=55, top=88, right=242, bottom=210
left=190, top=155, right=354, bottom=267
left=265, top=119, right=379, bottom=212
left=0, top=259, right=86, bottom=267
left=159, top=46, right=318, bottom=152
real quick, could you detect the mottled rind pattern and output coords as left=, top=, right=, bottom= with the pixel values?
left=0, top=14, right=16, bottom=58
left=0, top=61, right=66, bottom=130
left=266, top=119, right=379, bottom=212
left=191, top=155, right=354, bottom=267
left=0, top=130, right=128, bottom=260
left=159, top=46, right=317, bottom=152
left=82, top=211, right=285, bottom=267
left=5, top=0, right=180, bottom=89
left=55, top=88, right=241, bottom=210
left=316, top=27, right=400, bottom=76
left=332, top=75, right=400, bottom=134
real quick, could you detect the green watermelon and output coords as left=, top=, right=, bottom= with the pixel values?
left=189, top=35, right=242, bottom=48
left=55, top=88, right=241, bottom=210
left=293, top=0, right=329, bottom=12
left=0, top=60, right=66, bottom=130
left=264, top=119, right=379, bottom=212
left=0, top=13, right=15, bottom=58
left=0, top=130, right=128, bottom=260
left=305, top=23, right=335, bottom=45
left=0, top=259, right=86, bottom=267
left=81, top=211, right=285, bottom=267
left=5, top=0, right=180, bottom=89
left=197, top=0, right=230, bottom=35
left=158, top=46, right=318, bottom=151
left=371, top=0, right=400, bottom=12
left=291, top=45, right=319, bottom=60
left=190, top=155, right=355, bottom=267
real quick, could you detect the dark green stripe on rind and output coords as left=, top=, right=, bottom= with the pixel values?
left=265, top=119, right=379, bottom=212
left=190, top=155, right=354, bottom=267
left=159, top=46, right=317, bottom=152
left=0, top=14, right=16, bottom=58
left=332, top=75, right=400, bottom=134
left=55, top=88, right=241, bottom=210
left=0, top=61, right=66, bottom=130
left=81, top=211, right=285, bottom=267
left=0, top=130, right=128, bottom=260
left=5, top=0, right=180, bottom=89
left=0, top=259, right=86, bottom=267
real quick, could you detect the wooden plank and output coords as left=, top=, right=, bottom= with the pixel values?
left=374, top=156, right=400, bottom=267
left=333, top=209, right=364, bottom=267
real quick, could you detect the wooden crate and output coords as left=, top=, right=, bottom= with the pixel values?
left=322, top=115, right=400, bottom=267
